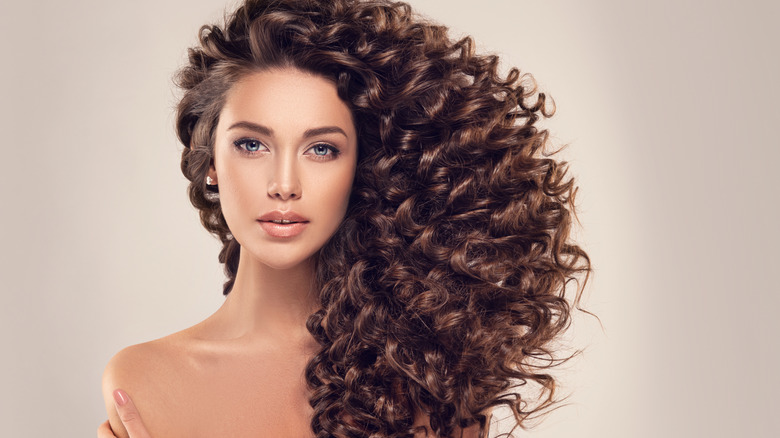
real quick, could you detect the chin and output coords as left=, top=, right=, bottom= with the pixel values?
left=245, top=248, right=317, bottom=272
left=263, top=259, right=313, bottom=271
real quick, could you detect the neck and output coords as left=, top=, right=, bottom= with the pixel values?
left=210, top=246, right=319, bottom=341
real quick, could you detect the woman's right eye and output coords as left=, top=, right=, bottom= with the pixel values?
left=233, top=138, right=266, bottom=154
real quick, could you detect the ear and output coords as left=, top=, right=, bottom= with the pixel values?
left=207, top=161, right=218, bottom=185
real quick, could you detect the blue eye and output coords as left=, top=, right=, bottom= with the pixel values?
left=311, top=144, right=333, bottom=156
left=234, top=138, right=264, bottom=153
left=307, top=143, right=340, bottom=159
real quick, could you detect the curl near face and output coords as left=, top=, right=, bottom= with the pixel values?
left=210, top=68, right=358, bottom=270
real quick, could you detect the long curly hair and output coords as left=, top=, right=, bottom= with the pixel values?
left=174, top=0, right=591, bottom=436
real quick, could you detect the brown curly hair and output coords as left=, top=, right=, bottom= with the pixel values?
left=174, top=0, right=591, bottom=436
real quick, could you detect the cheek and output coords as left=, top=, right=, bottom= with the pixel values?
left=311, top=164, right=355, bottom=221
left=214, top=159, right=259, bottom=225
left=333, top=166, right=355, bottom=204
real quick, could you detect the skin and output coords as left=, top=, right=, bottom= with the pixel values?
left=101, top=67, right=358, bottom=438
left=99, top=67, right=485, bottom=438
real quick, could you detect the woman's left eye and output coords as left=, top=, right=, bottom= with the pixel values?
left=307, top=143, right=339, bottom=158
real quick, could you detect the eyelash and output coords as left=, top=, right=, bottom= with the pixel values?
left=233, top=138, right=266, bottom=155
left=306, top=143, right=340, bottom=160
left=232, top=138, right=340, bottom=160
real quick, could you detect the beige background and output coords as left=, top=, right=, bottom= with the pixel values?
left=1, top=0, right=778, bottom=436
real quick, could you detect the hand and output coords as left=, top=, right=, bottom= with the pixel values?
left=96, top=389, right=152, bottom=438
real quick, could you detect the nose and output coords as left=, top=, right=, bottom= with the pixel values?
left=266, top=153, right=302, bottom=200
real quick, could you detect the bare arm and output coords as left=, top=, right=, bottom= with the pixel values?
left=97, top=389, right=152, bottom=438
left=101, top=351, right=131, bottom=438
left=100, top=345, right=155, bottom=438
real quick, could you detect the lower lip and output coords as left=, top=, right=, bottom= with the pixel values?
left=257, top=221, right=308, bottom=238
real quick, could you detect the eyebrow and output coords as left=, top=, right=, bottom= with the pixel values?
left=227, top=121, right=273, bottom=136
left=227, top=121, right=348, bottom=139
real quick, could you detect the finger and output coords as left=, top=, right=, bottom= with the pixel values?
left=113, top=389, right=152, bottom=438
left=97, top=420, right=116, bottom=438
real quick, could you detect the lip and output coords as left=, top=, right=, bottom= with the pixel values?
left=257, top=210, right=309, bottom=238
left=257, top=210, right=309, bottom=223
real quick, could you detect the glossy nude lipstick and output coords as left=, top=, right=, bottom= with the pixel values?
left=256, top=211, right=309, bottom=238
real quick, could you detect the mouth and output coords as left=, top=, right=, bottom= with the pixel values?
left=257, top=210, right=309, bottom=223
left=257, top=219, right=309, bottom=238
left=256, top=210, right=310, bottom=238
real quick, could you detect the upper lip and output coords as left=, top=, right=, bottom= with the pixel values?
left=257, top=210, right=309, bottom=222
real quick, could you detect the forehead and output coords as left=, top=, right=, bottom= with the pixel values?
left=218, top=68, right=356, bottom=137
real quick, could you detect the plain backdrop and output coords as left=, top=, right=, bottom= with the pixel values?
left=1, top=0, right=778, bottom=436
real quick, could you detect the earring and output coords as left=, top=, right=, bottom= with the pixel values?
left=206, top=176, right=216, bottom=186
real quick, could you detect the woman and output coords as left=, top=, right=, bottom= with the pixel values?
left=99, top=0, right=590, bottom=437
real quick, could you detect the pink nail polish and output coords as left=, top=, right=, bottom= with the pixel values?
left=113, top=389, right=128, bottom=406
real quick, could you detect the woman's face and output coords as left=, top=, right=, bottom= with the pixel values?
left=210, top=67, right=358, bottom=270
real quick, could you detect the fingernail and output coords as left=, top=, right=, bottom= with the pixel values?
left=113, top=389, right=128, bottom=406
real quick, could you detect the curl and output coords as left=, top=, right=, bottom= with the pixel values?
left=175, top=0, right=591, bottom=436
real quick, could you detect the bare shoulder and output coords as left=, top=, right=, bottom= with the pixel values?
left=104, top=340, right=164, bottom=383
left=101, top=331, right=195, bottom=438
left=101, top=319, right=317, bottom=437
left=103, top=330, right=190, bottom=385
